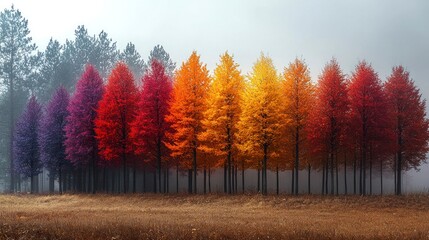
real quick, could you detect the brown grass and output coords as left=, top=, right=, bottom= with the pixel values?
left=1, top=194, right=429, bottom=239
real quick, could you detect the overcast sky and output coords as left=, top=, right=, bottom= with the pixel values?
left=1, top=0, right=429, bottom=191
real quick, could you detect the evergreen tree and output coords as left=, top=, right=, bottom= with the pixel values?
left=146, top=45, right=176, bottom=77
left=35, top=38, right=62, bottom=102
left=0, top=5, right=39, bottom=192
left=94, top=31, right=119, bottom=79
left=120, top=42, right=145, bottom=83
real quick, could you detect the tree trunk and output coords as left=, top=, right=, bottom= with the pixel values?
left=257, top=167, right=260, bottom=193
left=143, top=166, right=146, bottom=193
left=330, top=152, right=334, bottom=195
left=322, top=162, right=325, bottom=195
left=122, top=152, right=127, bottom=194
left=157, top=139, right=162, bottom=194
left=307, top=164, right=311, bottom=194
left=263, top=144, right=268, bottom=195
left=188, top=169, right=192, bottom=194
left=276, top=166, right=279, bottom=195
left=176, top=163, right=179, bottom=193
left=354, top=149, right=357, bottom=195
left=344, top=152, right=347, bottom=195
left=49, top=174, right=55, bottom=193
left=295, top=127, right=299, bottom=195
left=325, top=161, right=329, bottom=195
left=153, top=167, right=158, bottom=193
left=224, top=162, right=227, bottom=193
left=242, top=161, right=245, bottom=193
left=336, top=154, right=339, bottom=196
left=59, top=168, right=63, bottom=194
left=133, top=159, right=136, bottom=193
left=397, top=126, right=403, bottom=195
left=8, top=48, right=15, bottom=193
left=203, top=167, right=207, bottom=194
left=208, top=167, right=211, bottom=193
left=193, top=147, right=197, bottom=194
left=291, top=167, right=294, bottom=194
left=235, top=165, right=238, bottom=193
left=227, top=131, right=232, bottom=194
left=92, top=148, right=96, bottom=194
left=380, top=159, right=383, bottom=195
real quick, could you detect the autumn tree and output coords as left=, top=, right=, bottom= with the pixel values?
left=166, top=51, right=210, bottom=194
left=199, top=52, right=244, bottom=194
left=39, top=87, right=70, bottom=194
left=130, top=59, right=172, bottom=193
left=13, top=96, right=42, bottom=193
left=384, top=66, right=429, bottom=195
left=348, top=61, right=387, bottom=195
left=283, top=58, right=314, bottom=195
left=65, top=65, right=104, bottom=193
left=94, top=63, right=138, bottom=193
left=307, top=59, right=349, bottom=195
left=236, top=53, right=284, bottom=195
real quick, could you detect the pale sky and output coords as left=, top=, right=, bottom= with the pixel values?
left=1, top=0, right=429, bottom=191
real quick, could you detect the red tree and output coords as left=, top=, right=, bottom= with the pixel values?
left=385, top=66, right=429, bottom=195
left=130, top=60, right=172, bottom=193
left=94, top=62, right=139, bottom=193
left=307, top=59, right=349, bottom=195
left=348, top=61, right=388, bottom=195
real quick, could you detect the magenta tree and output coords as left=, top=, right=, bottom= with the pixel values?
left=64, top=65, right=104, bottom=193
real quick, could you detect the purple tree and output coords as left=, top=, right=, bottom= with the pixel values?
left=64, top=65, right=104, bottom=193
left=13, top=96, right=42, bottom=193
left=39, top=87, right=70, bottom=194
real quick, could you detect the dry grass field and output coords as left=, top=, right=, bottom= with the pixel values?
left=1, top=194, right=429, bottom=239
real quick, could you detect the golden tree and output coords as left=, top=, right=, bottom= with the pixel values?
left=199, top=52, right=244, bottom=194
left=237, top=53, right=284, bottom=195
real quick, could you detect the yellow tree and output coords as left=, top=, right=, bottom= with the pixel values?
left=165, top=51, right=210, bottom=194
left=283, top=58, right=314, bottom=195
left=237, top=53, right=284, bottom=195
left=199, top=52, right=244, bottom=194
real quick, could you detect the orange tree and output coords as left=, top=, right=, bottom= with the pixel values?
left=165, top=51, right=210, bottom=194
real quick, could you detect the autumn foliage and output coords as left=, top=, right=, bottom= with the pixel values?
left=237, top=54, right=284, bottom=195
left=384, top=66, right=429, bottom=195
left=130, top=59, right=172, bottom=193
left=283, top=58, right=314, bottom=195
left=307, top=59, right=348, bottom=194
left=166, top=51, right=210, bottom=193
left=94, top=63, right=138, bottom=193
left=10, top=51, right=429, bottom=196
left=199, top=52, right=244, bottom=194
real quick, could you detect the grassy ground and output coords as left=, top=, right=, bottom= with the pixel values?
left=1, top=194, right=429, bottom=239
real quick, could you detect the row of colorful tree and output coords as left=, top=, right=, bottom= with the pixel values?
left=13, top=51, right=429, bottom=195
